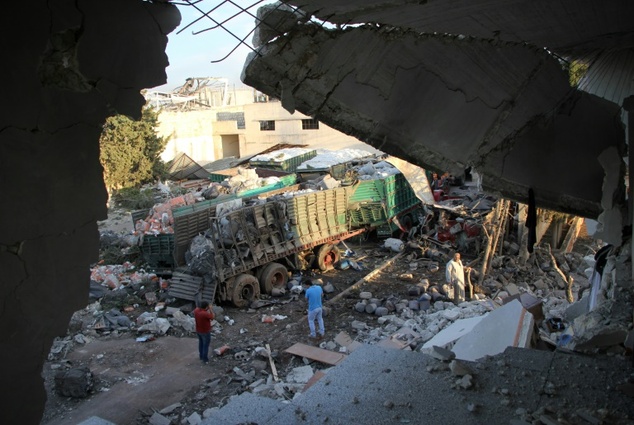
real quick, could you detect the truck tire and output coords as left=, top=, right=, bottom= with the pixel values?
left=259, top=262, right=288, bottom=294
left=316, top=244, right=341, bottom=271
left=232, top=274, right=260, bottom=308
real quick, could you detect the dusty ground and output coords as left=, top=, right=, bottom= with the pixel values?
left=40, top=235, right=413, bottom=425
left=40, top=203, right=610, bottom=425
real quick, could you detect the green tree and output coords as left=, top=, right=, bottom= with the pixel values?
left=100, top=105, right=168, bottom=194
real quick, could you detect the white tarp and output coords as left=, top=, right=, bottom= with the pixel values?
left=383, top=155, right=435, bottom=205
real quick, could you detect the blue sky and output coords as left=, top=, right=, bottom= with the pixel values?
left=153, top=1, right=263, bottom=91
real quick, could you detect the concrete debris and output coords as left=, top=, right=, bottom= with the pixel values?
left=149, top=412, right=171, bottom=425
left=429, top=345, right=456, bottom=362
left=158, top=402, right=181, bottom=414
left=458, top=374, right=473, bottom=389
left=452, top=300, right=534, bottom=361
left=186, top=411, right=202, bottom=425
left=54, top=366, right=93, bottom=398
left=449, top=360, right=474, bottom=377
left=286, top=365, right=314, bottom=384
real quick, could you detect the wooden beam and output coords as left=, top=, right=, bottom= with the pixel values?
left=265, top=343, right=279, bottom=382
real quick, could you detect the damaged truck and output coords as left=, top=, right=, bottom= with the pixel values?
left=141, top=158, right=426, bottom=307
left=179, top=187, right=370, bottom=307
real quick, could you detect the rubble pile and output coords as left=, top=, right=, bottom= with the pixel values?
left=134, top=192, right=197, bottom=235
left=56, top=146, right=632, bottom=425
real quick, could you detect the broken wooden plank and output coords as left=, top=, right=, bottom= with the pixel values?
left=327, top=252, right=405, bottom=304
left=561, top=216, right=583, bottom=253
left=284, top=342, right=347, bottom=365
left=265, top=343, right=279, bottom=382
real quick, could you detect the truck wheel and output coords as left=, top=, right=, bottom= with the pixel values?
left=316, top=244, right=341, bottom=271
left=401, top=214, right=413, bottom=231
left=259, top=262, right=288, bottom=294
left=232, top=274, right=260, bottom=308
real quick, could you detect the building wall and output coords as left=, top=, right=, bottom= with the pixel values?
left=0, top=1, right=180, bottom=423
left=156, top=89, right=378, bottom=165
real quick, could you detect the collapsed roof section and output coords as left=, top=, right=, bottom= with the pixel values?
left=241, top=1, right=632, bottom=220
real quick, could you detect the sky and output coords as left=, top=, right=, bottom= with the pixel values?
left=153, top=1, right=264, bottom=92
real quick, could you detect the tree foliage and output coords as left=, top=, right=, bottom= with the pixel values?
left=99, top=105, right=168, bottom=193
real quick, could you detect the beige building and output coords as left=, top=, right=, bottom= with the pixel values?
left=149, top=80, right=377, bottom=165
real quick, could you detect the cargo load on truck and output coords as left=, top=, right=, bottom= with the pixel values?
left=172, top=186, right=366, bottom=307
left=167, top=156, right=431, bottom=307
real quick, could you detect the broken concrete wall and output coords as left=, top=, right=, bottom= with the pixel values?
left=0, top=1, right=179, bottom=423
left=242, top=11, right=627, bottom=220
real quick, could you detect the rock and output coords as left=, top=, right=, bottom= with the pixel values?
left=54, top=367, right=93, bottom=398
left=355, top=301, right=367, bottom=313
left=419, top=299, right=431, bottom=311
left=459, top=374, right=473, bottom=389
left=187, top=411, right=202, bottom=425
left=159, top=403, right=181, bottom=415
left=323, top=282, right=335, bottom=293
left=408, top=286, right=422, bottom=296
left=351, top=320, right=368, bottom=330
left=365, top=303, right=377, bottom=314
left=359, top=291, right=373, bottom=299
left=450, top=360, right=474, bottom=377
left=149, top=412, right=171, bottom=425
left=429, top=345, right=455, bottom=362
left=533, top=278, right=548, bottom=290
left=442, top=309, right=461, bottom=321
left=374, top=307, right=389, bottom=316
left=251, top=359, right=268, bottom=372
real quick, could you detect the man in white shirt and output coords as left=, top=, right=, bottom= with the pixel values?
left=446, top=252, right=469, bottom=304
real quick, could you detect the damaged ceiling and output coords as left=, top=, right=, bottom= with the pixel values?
left=241, top=0, right=634, bottom=220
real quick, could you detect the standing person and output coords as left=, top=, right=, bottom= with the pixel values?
left=305, top=281, right=325, bottom=340
left=446, top=252, right=468, bottom=304
left=430, top=172, right=442, bottom=190
left=194, top=300, right=215, bottom=364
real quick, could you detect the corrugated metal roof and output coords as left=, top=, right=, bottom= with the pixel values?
left=166, top=152, right=212, bottom=180
left=578, top=48, right=634, bottom=107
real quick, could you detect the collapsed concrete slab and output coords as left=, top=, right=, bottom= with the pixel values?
left=451, top=300, right=534, bottom=361
left=202, top=344, right=634, bottom=425
left=421, top=314, right=487, bottom=351
left=242, top=14, right=627, bottom=219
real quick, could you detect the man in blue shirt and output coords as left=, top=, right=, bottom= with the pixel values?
left=305, top=280, right=325, bottom=340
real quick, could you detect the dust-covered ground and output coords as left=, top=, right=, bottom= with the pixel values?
left=40, top=236, right=420, bottom=425
left=39, top=204, right=632, bottom=425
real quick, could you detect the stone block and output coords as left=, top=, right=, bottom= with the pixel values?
left=452, top=300, right=534, bottom=362
left=429, top=345, right=456, bottom=361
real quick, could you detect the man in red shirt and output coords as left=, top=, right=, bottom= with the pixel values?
left=194, top=300, right=215, bottom=364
